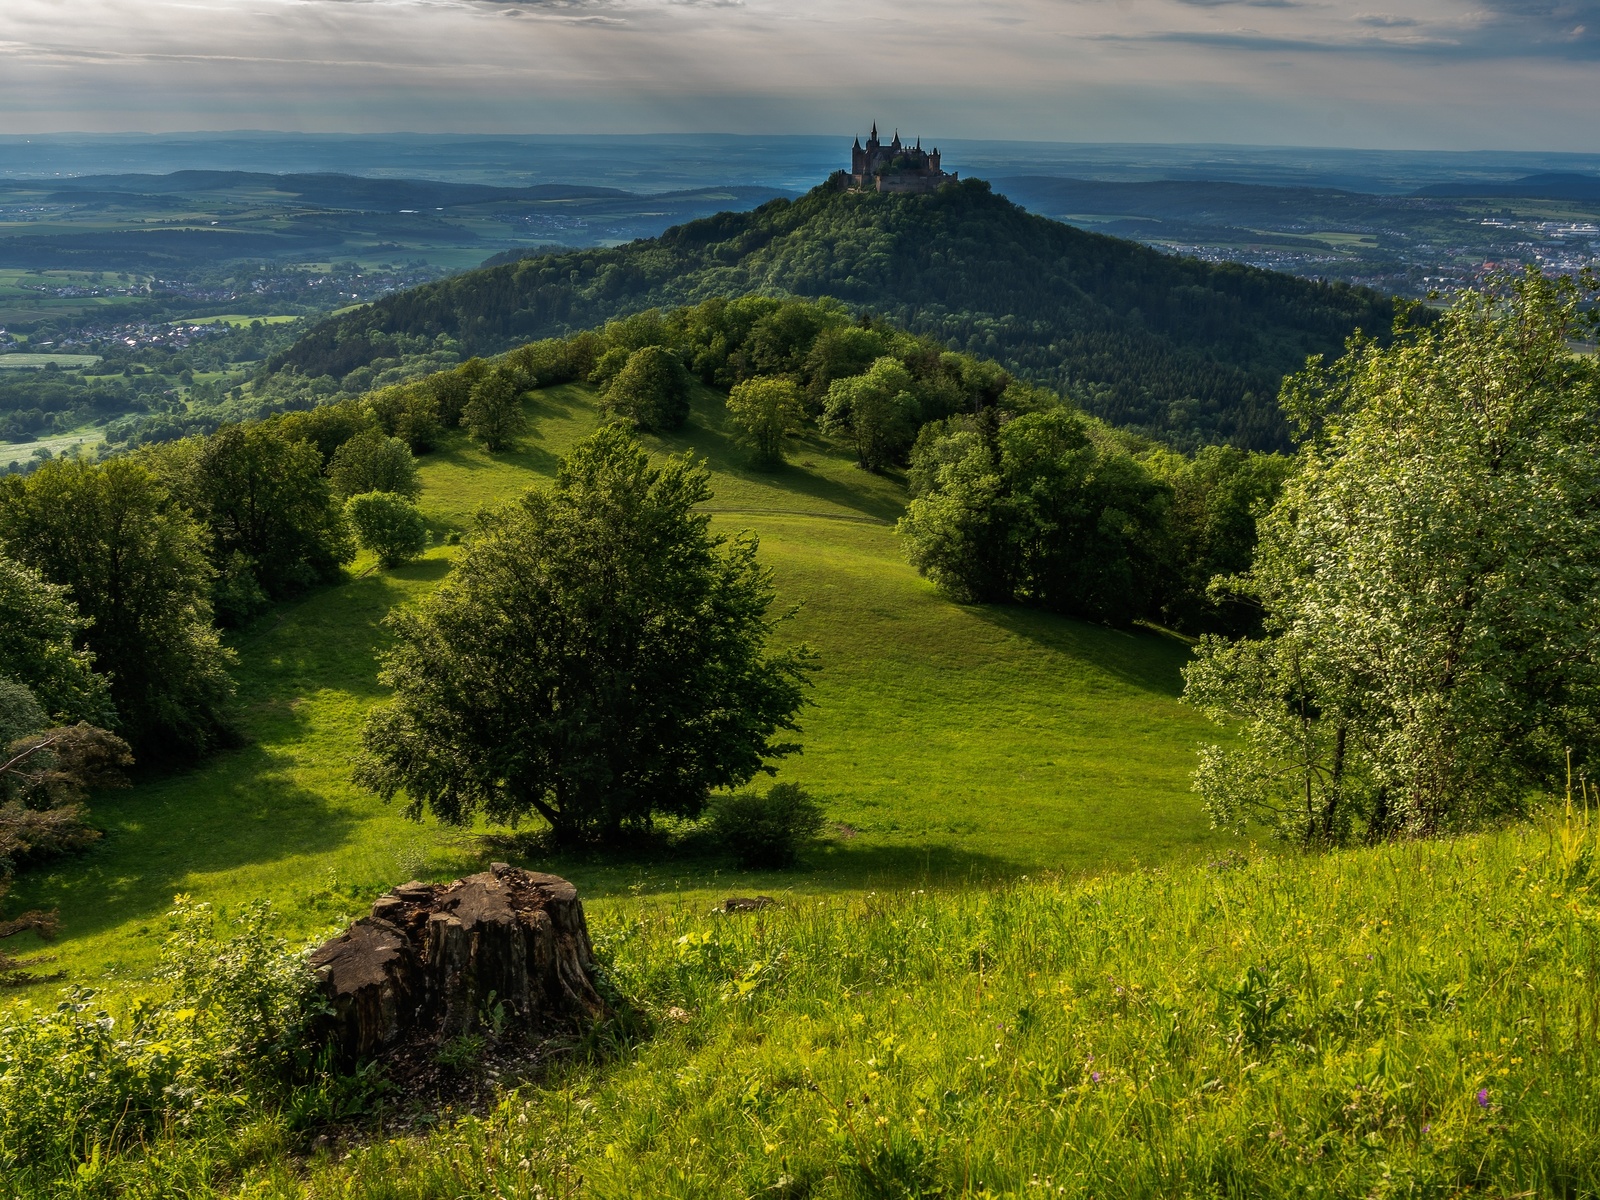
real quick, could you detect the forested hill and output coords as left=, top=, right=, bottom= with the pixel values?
left=270, top=178, right=1397, bottom=449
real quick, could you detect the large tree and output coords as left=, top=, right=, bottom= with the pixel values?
left=355, top=426, right=815, bottom=842
left=1185, top=272, right=1600, bottom=846
left=0, top=459, right=235, bottom=759
left=726, top=376, right=806, bottom=466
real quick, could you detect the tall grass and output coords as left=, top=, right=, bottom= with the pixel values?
left=12, top=816, right=1599, bottom=1198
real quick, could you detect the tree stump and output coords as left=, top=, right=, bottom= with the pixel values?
left=310, top=864, right=606, bottom=1060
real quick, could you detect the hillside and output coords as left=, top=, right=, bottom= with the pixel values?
left=270, top=180, right=1398, bottom=450
left=7, top=380, right=1221, bottom=988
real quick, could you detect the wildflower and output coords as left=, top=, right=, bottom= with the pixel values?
left=1476, top=1088, right=1490, bottom=1108
left=1422, top=1124, right=1431, bottom=1134
left=1091, top=1072, right=1101, bottom=1083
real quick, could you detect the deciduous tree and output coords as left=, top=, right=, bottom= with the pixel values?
left=355, top=426, right=815, bottom=842
left=1185, top=272, right=1600, bottom=845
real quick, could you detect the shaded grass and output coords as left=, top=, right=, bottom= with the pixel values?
left=7, top=382, right=1222, bottom=992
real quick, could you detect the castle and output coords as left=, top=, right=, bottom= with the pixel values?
left=842, top=124, right=956, bottom=194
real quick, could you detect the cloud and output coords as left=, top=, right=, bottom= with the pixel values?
left=0, top=0, right=1594, bottom=147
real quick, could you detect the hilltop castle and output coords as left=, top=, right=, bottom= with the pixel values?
left=841, top=124, right=956, bottom=194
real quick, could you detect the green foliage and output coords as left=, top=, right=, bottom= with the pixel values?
left=363, top=383, right=442, bottom=452
left=1143, top=445, right=1294, bottom=635
left=355, top=425, right=816, bottom=842
left=0, top=898, right=324, bottom=1183
left=328, top=427, right=421, bottom=500
left=0, top=554, right=111, bottom=725
left=824, top=357, right=920, bottom=471
left=706, top=781, right=827, bottom=868
left=147, top=422, right=354, bottom=623
left=276, top=180, right=1399, bottom=450
left=0, top=679, right=44, bottom=746
left=1186, top=272, right=1600, bottom=846
left=462, top=366, right=527, bottom=451
left=726, top=376, right=805, bottom=466
left=901, top=410, right=1172, bottom=623
left=602, top=346, right=692, bottom=433
left=0, top=458, right=235, bottom=759
left=275, top=400, right=375, bottom=466
left=344, top=491, right=427, bottom=569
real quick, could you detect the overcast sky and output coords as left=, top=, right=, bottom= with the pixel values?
left=0, top=0, right=1594, bottom=149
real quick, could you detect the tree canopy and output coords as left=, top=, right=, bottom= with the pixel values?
left=1185, top=272, right=1600, bottom=846
left=0, top=459, right=236, bottom=759
left=355, top=425, right=815, bottom=842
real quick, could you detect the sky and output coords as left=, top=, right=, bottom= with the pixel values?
left=0, top=0, right=1594, bottom=150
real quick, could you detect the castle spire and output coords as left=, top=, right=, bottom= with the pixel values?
left=870, top=121, right=877, bottom=140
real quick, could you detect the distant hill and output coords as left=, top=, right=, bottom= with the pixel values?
left=270, top=178, right=1396, bottom=449
left=1414, top=173, right=1600, bottom=201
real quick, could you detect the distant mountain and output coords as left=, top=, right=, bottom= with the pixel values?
left=1414, top=173, right=1600, bottom=201
left=270, top=178, right=1397, bottom=449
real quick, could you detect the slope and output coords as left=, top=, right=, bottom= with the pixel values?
left=270, top=179, right=1398, bottom=450
left=7, top=381, right=1223, bottom=990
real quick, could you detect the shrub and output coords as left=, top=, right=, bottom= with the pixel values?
left=345, top=492, right=428, bottom=569
left=706, top=782, right=827, bottom=868
left=0, top=899, right=322, bottom=1178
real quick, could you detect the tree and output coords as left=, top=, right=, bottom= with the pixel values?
left=364, top=384, right=442, bottom=452
left=329, top=427, right=421, bottom=500
left=462, top=366, right=527, bottom=451
left=1185, top=272, right=1600, bottom=846
left=0, top=554, right=111, bottom=725
left=345, top=492, right=428, bottom=568
left=355, top=425, right=816, bottom=843
left=602, top=346, right=692, bottom=432
left=726, top=377, right=806, bottom=466
left=0, top=459, right=236, bottom=759
left=149, top=422, right=353, bottom=622
left=823, top=357, right=919, bottom=471
left=900, top=409, right=1172, bottom=622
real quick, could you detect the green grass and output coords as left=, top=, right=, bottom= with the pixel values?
left=7, top=381, right=1221, bottom=994
left=19, top=817, right=1600, bottom=1197
left=0, top=353, right=102, bottom=369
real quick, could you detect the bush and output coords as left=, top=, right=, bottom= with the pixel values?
left=0, top=898, right=323, bottom=1179
left=706, top=782, right=827, bottom=868
left=345, top=491, right=428, bottom=568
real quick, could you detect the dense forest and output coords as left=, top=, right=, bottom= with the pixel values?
left=270, top=180, right=1398, bottom=450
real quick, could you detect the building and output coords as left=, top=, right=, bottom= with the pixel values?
left=841, top=124, right=956, bottom=194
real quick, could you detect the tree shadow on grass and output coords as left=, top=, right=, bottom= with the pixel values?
left=649, top=390, right=907, bottom=525
left=7, top=741, right=361, bottom=946
left=968, top=603, right=1195, bottom=699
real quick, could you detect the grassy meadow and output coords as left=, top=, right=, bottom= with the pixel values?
left=7, top=379, right=1600, bottom=1198
left=30, top=817, right=1600, bottom=1198
left=7, top=381, right=1223, bottom=994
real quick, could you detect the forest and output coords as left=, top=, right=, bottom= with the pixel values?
left=271, top=179, right=1399, bottom=451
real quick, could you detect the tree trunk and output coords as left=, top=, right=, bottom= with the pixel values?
left=310, top=864, right=606, bottom=1060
